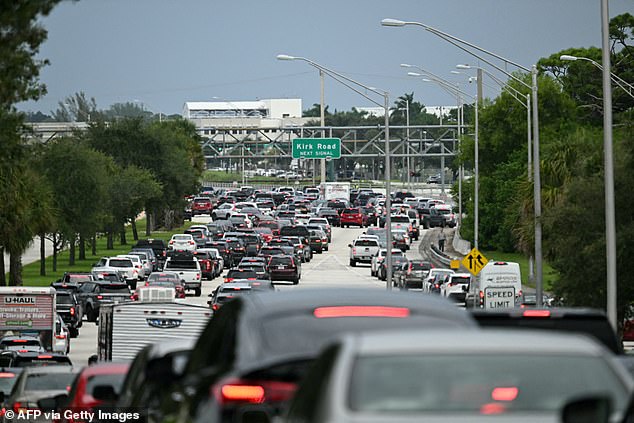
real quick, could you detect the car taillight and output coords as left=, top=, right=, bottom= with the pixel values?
left=434, top=284, right=440, bottom=289
left=189, top=241, right=195, bottom=245
left=352, top=248, right=357, bottom=255
left=70, top=307, right=75, bottom=316
left=224, top=278, right=234, bottom=283
left=196, top=273, right=201, bottom=280
left=316, top=239, right=321, bottom=243
left=55, top=334, right=66, bottom=340
left=169, top=240, right=174, bottom=244
left=212, top=378, right=297, bottom=405
left=97, top=295, right=103, bottom=299
left=314, top=306, right=410, bottom=318
left=523, top=310, right=551, bottom=318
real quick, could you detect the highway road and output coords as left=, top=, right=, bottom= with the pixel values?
left=68, top=218, right=429, bottom=365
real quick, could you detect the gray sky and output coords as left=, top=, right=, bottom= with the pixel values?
left=19, top=0, right=633, bottom=116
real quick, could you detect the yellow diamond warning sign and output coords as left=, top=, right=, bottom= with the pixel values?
left=462, top=248, right=489, bottom=276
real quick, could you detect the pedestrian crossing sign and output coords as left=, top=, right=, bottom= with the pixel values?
left=462, top=248, right=488, bottom=276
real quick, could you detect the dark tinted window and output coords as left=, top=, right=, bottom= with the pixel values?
left=269, top=256, right=292, bottom=266
left=25, top=372, right=77, bottom=390
left=100, top=285, right=131, bottom=294
left=165, top=260, right=198, bottom=270
left=56, top=294, right=74, bottom=305
left=410, top=262, right=431, bottom=270
left=354, top=240, right=379, bottom=247
left=86, top=373, right=126, bottom=396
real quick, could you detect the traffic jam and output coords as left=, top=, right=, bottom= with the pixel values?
left=1, top=182, right=633, bottom=423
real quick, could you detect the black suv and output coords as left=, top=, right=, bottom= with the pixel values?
left=56, top=291, right=83, bottom=338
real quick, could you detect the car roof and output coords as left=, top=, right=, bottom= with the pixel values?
left=76, top=362, right=130, bottom=377
left=348, top=328, right=609, bottom=357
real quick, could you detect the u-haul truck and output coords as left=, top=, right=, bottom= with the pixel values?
left=0, top=287, right=57, bottom=350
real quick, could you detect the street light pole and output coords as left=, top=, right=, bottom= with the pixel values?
left=601, top=0, right=617, bottom=330
left=277, top=54, right=393, bottom=289
left=385, top=17, right=543, bottom=306
left=320, top=70, right=327, bottom=186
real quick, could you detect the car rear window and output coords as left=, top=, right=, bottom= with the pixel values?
left=259, top=313, right=468, bottom=357
left=348, top=355, right=627, bottom=414
left=411, top=262, right=431, bottom=270
left=25, top=372, right=77, bottom=391
left=86, top=373, right=126, bottom=396
left=343, top=208, right=359, bottom=214
left=269, top=256, right=292, bottom=266
left=354, top=240, right=379, bottom=247
left=165, top=260, right=198, bottom=270
left=109, top=259, right=133, bottom=268
left=56, top=294, right=74, bottom=305
left=101, top=285, right=131, bottom=294
left=391, top=216, right=410, bottom=222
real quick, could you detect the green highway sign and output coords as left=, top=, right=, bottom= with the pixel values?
left=292, top=138, right=341, bottom=159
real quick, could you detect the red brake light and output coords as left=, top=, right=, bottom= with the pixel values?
left=70, top=307, right=75, bottom=316
left=313, top=306, right=410, bottom=318
left=0, top=373, right=15, bottom=378
left=55, top=334, right=66, bottom=340
left=11, top=340, right=27, bottom=343
left=38, top=355, right=53, bottom=359
left=213, top=378, right=297, bottom=405
left=523, top=310, right=551, bottom=318
left=480, top=403, right=506, bottom=415
left=97, top=295, right=103, bottom=299
left=491, top=387, right=519, bottom=402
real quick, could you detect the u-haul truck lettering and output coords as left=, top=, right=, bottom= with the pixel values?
left=4, top=296, right=36, bottom=305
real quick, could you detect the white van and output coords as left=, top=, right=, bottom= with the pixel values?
left=472, top=261, right=522, bottom=309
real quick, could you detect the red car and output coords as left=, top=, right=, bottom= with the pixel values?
left=61, top=362, right=130, bottom=420
left=191, top=197, right=213, bottom=216
left=340, top=207, right=367, bottom=228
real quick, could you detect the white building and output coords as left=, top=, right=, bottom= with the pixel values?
left=183, top=98, right=309, bottom=136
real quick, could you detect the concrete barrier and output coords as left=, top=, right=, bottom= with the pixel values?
left=452, top=226, right=472, bottom=255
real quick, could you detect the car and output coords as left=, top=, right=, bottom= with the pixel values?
left=224, top=269, right=258, bottom=283
left=268, top=254, right=301, bottom=284
left=58, top=362, right=130, bottom=414
left=185, top=228, right=210, bottom=248
left=55, top=290, right=83, bottom=338
left=130, top=247, right=159, bottom=271
left=348, top=238, right=380, bottom=267
left=191, top=197, right=213, bottom=216
left=144, top=272, right=186, bottom=298
left=282, top=329, right=634, bottom=423
left=114, top=339, right=196, bottom=421
left=76, top=281, right=133, bottom=322
left=192, top=250, right=217, bottom=280
left=340, top=207, right=365, bottom=228
left=0, top=350, right=72, bottom=367
left=125, top=251, right=154, bottom=277
left=423, top=268, right=455, bottom=293
left=162, top=255, right=203, bottom=297
left=3, top=366, right=78, bottom=414
left=57, top=272, right=96, bottom=285
left=396, top=259, right=432, bottom=290
left=0, top=336, right=44, bottom=353
left=236, top=262, right=270, bottom=280
left=53, top=314, right=71, bottom=354
left=370, top=249, right=404, bottom=277
left=440, top=273, right=472, bottom=305
left=209, top=283, right=254, bottom=311
left=91, top=256, right=140, bottom=290
left=307, top=230, right=326, bottom=254
left=212, top=203, right=238, bottom=221
left=317, top=208, right=341, bottom=227
left=378, top=255, right=408, bottom=282
left=117, top=254, right=150, bottom=279
left=168, top=234, right=197, bottom=253
left=163, top=289, right=477, bottom=423
left=133, top=239, right=168, bottom=268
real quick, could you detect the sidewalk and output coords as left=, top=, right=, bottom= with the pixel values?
left=3, top=236, right=54, bottom=274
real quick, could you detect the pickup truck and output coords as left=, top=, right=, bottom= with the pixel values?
left=163, top=257, right=202, bottom=296
left=419, top=207, right=446, bottom=229
left=348, top=238, right=381, bottom=267
left=76, top=281, right=133, bottom=322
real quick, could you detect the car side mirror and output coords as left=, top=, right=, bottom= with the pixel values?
left=462, top=285, right=468, bottom=292
left=561, top=396, right=610, bottom=423
left=348, top=244, right=352, bottom=248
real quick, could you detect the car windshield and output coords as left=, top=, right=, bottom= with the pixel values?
left=25, top=372, right=77, bottom=391
left=348, top=354, right=628, bottom=414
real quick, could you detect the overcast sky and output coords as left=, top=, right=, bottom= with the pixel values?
left=19, top=0, right=633, bottom=116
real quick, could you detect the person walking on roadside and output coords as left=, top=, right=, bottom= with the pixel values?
left=438, top=229, right=446, bottom=252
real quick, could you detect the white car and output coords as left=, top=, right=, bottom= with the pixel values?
left=212, top=203, right=237, bottom=220
left=228, top=213, right=252, bottom=228
left=91, top=256, right=139, bottom=287
left=423, top=268, right=455, bottom=293
left=440, top=273, right=472, bottom=305
left=349, top=238, right=381, bottom=267
left=53, top=314, right=70, bottom=354
left=434, top=204, right=457, bottom=228
left=370, top=248, right=404, bottom=277
left=168, top=234, right=197, bottom=252
left=123, top=252, right=152, bottom=278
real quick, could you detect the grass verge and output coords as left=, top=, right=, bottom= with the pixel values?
left=482, top=250, right=558, bottom=292
left=14, top=219, right=194, bottom=287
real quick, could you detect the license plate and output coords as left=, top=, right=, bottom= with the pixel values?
left=278, top=265, right=285, bottom=269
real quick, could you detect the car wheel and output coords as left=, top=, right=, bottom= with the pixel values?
left=69, top=327, right=79, bottom=338
left=86, top=305, right=96, bottom=322
left=77, top=319, right=83, bottom=328
left=195, top=287, right=202, bottom=297
left=350, top=259, right=356, bottom=267
left=293, top=277, right=299, bottom=285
